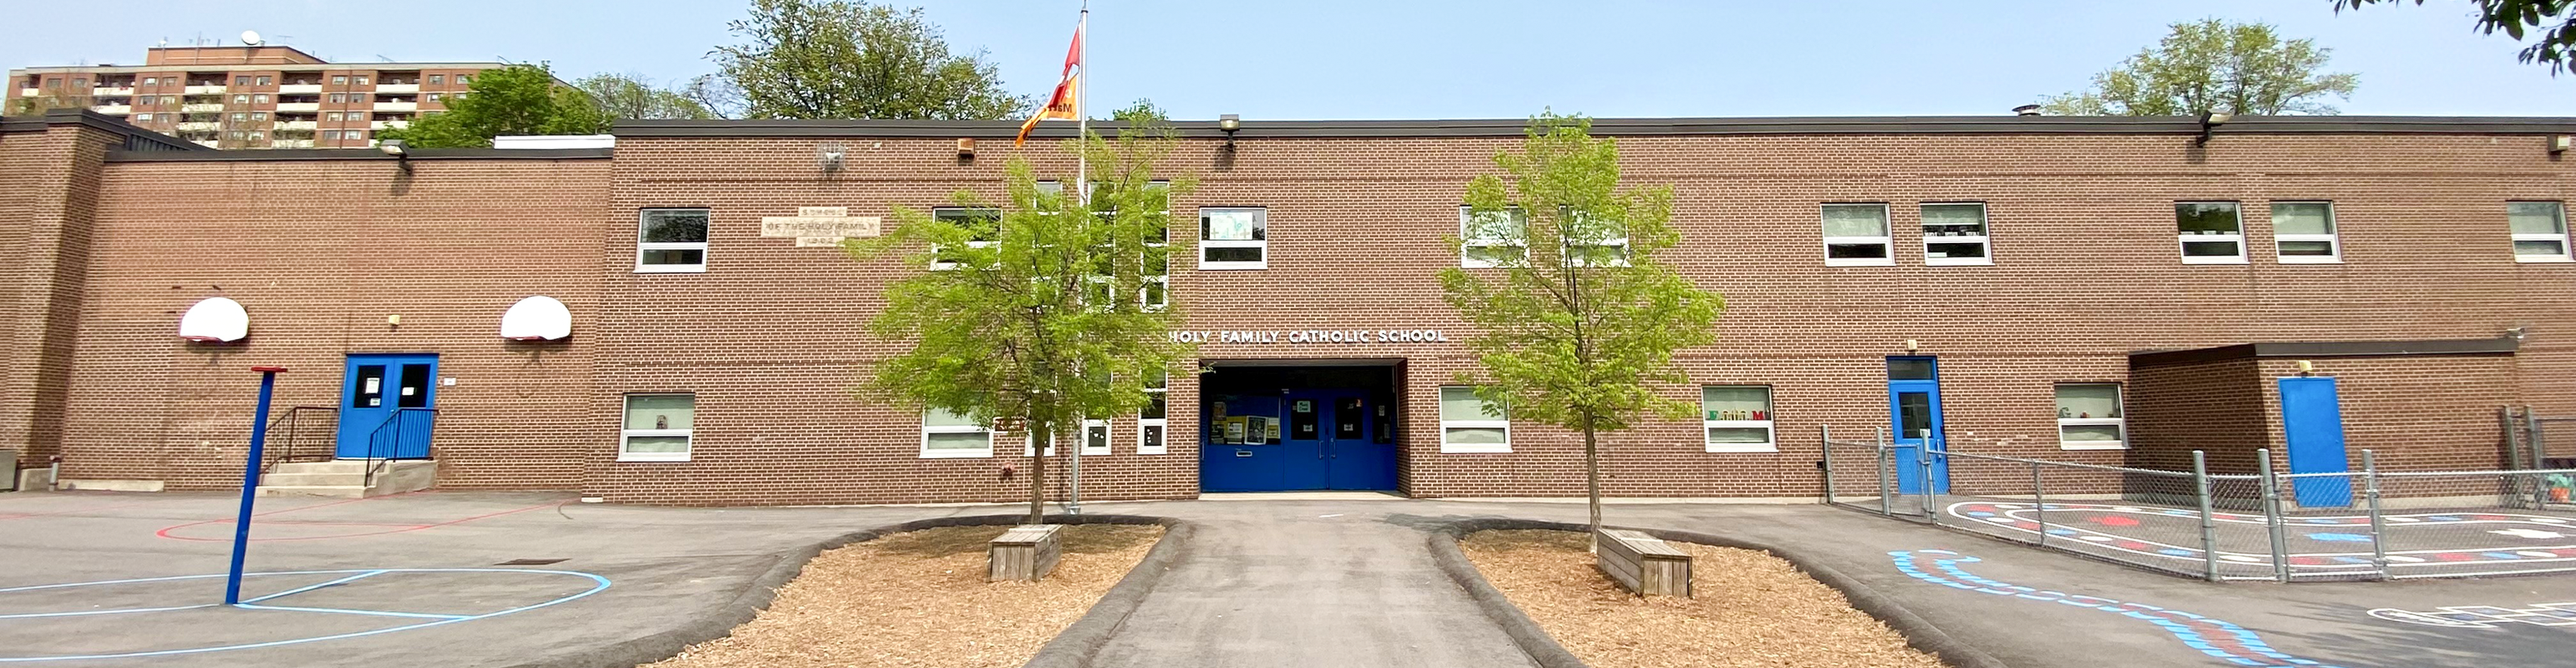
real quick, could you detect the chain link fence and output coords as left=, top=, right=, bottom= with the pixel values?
left=1818, top=426, right=2576, bottom=582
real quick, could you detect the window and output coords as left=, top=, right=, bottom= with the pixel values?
left=1138, top=370, right=1168, bottom=454
left=457, top=75, right=471, bottom=84
left=1197, top=207, right=1267, bottom=270
left=636, top=208, right=710, bottom=273
left=231, top=113, right=247, bottom=122
left=427, top=93, right=444, bottom=102
left=142, top=77, right=157, bottom=85
left=620, top=394, right=695, bottom=462
left=1459, top=206, right=1528, bottom=268
left=322, top=130, right=340, bottom=140
left=332, top=76, right=348, bottom=85
left=254, top=94, right=269, bottom=105
left=250, top=112, right=266, bottom=121
left=2176, top=202, right=2246, bottom=264
left=2268, top=202, right=2339, bottom=263
left=248, top=133, right=263, bottom=142
left=234, top=76, right=250, bottom=86
left=1083, top=419, right=1113, bottom=456
left=356, top=76, right=369, bottom=85
left=132, top=113, right=151, bottom=122
left=922, top=407, right=993, bottom=458
left=329, top=93, right=346, bottom=104
left=348, top=130, right=365, bottom=140
left=2510, top=201, right=2570, bottom=262
left=2055, top=384, right=2125, bottom=450
left=325, top=112, right=342, bottom=122
left=1439, top=386, right=1509, bottom=453
left=929, top=207, right=1000, bottom=270
left=428, top=74, right=444, bottom=85
left=233, top=94, right=249, bottom=105
left=256, top=76, right=270, bottom=86
left=1822, top=204, right=1893, bottom=266
left=1702, top=386, right=1777, bottom=452
left=1921, top=203, right=1992, bottom=266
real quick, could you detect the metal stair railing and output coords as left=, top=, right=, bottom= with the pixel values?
left=258, top=406, right=340, bottom=475
left=361, top=408, right=438, bottom=489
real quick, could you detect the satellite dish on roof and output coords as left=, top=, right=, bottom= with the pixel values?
left=240, top=30, right=262, bottom=46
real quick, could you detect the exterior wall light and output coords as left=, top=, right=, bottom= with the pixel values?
left=379, top=138, right=411, bottom=172
left=2195, top=112, right=2232, bottom=146
left=2551, top=135, right=2570, bottom=155
left=956, top=138, right=976, bottom=159
left=819, top=143, right=847, bottom=172
left=1219, top=113, right=1241, bottom=150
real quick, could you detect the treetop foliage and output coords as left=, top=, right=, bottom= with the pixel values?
left=2041, top=19, right=2358, bottom=116
left=711, top=0, right=1031, bottom=120
left=377, top=64, right=609, bottom=148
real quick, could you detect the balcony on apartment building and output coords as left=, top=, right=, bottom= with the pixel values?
left=279, top=84, right=322, bottom=94
left=275, top=102, right=320, bottom=113
left=175, top=122, right=217, bottom=132
left=183, top=85, right=227, bottom=95
left=275, top=120, right=317, bottom=130
left=271, top=138, right=315, bottom=148
left=369, top=119, right=411, bottom=130
left=180, top=103, right=224, bottom=113
left=372, top=101, right=418, bottom=113
left=89, top=104, right=131, bottom=114
left=374, top=83, right=419, bottom=94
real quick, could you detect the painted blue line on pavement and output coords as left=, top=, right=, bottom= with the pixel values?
left=1889, top=549, right=2350, bottom=668
left=241, top=570, right=387, bottom=604
left=233, top=603, right=470, bottom=620
left=0, top=604, right=217, bottom=620
left=0, top=568, right=610, bottom=662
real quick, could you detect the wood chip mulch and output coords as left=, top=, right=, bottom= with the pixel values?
left=1459, top=529, right=1945, bottom=668
left=649, top=524, right=1163, bottom=668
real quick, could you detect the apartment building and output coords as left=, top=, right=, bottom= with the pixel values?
left=2, top=109, right=2573, bottom=505
left=6, top=45, right=509, bottom=149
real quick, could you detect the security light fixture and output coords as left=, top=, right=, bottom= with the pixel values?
left=956, top=138, right=976, bottom=159
left=380, top=138, right=411, bottom=172
left=2195, top=111, right=2232, bottom=146
left=1219, top=113, right=1241, bottom=151
left=819, top=143, right=847, bottom=172
left=2012, top=105, right=2041, bottom=117
left=2552, top=135, right=2571, bottom=155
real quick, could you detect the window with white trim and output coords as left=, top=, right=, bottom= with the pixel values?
left=1083, top=419, right=1112, bottom=456
left=2176, top=202, right=2246, bottom=264
left=1701, top=386, right=1776, bottom=452
left=1561, top=209, right=1629, bottom=268
left=930, top=207, right=1000, bottom=270
left=2055, top=384, right=2126, bottom=450
left=1198, top=207, right=1266, bottom=270
left=636, top=208, right=709, bottom=273
left=619, top=394, right=694, bottom=462
left=1459, top=206, right=1527, bottom=268
left=1921, top=203, right=1991, bottom=266
left=2510, top=201, right=2570, bottom=262
left=1139, top=370, right=1168, bottom=454
left=1439, top=386, right=1509, bottom=453
left=922, top=407, right=993, bottom=458
left=1822, top=204, right=1893, bottom=266
left=2271, top=201, right=2339, bottom=263
left=1141, top=182, right=1170, bottom=309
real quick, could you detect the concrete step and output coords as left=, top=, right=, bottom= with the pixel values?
left=256, top=460, right=436, bottom=498
left=256, top=485, right=370, bottom=499
left=258, top=472, right=368, bottom=487
left=270, top=461, right=371, bottom=475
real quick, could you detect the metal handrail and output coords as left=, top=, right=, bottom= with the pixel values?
left=259, top=406, right=340, bottom=474
left=361, top=408, right=437, bottom=489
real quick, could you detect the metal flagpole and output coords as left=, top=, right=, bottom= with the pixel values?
left=1065, top=0, right=1089, bottom=516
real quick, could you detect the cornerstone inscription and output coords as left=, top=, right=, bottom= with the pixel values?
left=761, top=206, right=881, bottom=247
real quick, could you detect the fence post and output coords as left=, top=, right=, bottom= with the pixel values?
left=1820, top=424, right=1837, bottom=505
left=2363, top=449, right=2388, bottom=581
left=2192, top=450, right=2219, bottom=583
left=2259, top=448, right=2291, bottom=583
left=2504, top=406, right=2530, bottom=509
left=1876, top=427, right=1893, bottom=517
left=1918, top=430, right=1938, bottom=525
left=2527, top=408, right=2551, bottom=509
left=2030, top=460, right=2047, bottom=547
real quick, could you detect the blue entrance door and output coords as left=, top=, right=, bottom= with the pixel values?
left=334, top=353, right=438, bottom=459
left=1889, top=357, right=1950, bottom=494
left=1322, top=394, right=1397, bottom=491
left=1199, top=394, right=1287, bottom=492
left=1199, top=390, right=1395, bottom=492
left=2280, top=377, right=2352, bottom=507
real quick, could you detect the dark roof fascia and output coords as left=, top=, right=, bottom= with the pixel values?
left=613, top=115, right=2576, bottom=140
left=105, top=146, right=613, bottom=163
left=2130, top=336, right=2520, bottom=367
left=0, top=109, right=208, bottom=151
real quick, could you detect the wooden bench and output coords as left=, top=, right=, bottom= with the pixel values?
left=989, top=524, right=1064, bottom=582
left=1596, top=528, right=1692, bottom=597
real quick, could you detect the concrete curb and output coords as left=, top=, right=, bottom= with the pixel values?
left=1022, top=517, right=1195, bottom=668
left=1424, top=519, right=1587, bottom=668
left=506, top=513, right=1181, bottom=668
left=1430, top=517, right=2009, bottom=668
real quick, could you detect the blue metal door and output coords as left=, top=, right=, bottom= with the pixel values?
left=1323, top=394, right=1397, bottom=490
left=334, top=353, right=437, bottom=459
left=2280, top=377, right=2352, bottom=507
left=1199, top=395, right=1292, bottom=492
left=1889, top=357, right=1950, bottom=494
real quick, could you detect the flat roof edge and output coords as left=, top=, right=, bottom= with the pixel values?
left=2130, top=336, right=2520, bottom=367
left=613, top=115, right=2576, bottom=139
left=105, top=146, right=613, bottom=162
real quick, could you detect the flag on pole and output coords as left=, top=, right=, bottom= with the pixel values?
left=1015, top=20, right=1084, bottom=146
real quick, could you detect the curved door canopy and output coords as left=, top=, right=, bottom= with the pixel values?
left=499, top=295, right=572, bottom=340
left=178, top=297, right=250, bottom=342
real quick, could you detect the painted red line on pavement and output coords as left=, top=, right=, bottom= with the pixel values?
left=0, top=498, right=181, bottom=521
left=156, top=499, right=564, bottom=542
left=150, top=490, right=431, bottom=541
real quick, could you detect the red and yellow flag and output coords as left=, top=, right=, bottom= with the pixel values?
left=1014, top=22, right=1084, bottom=146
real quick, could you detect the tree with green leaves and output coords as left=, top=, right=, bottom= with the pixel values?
left=2335, top=1, right=2575, bottom=74
left=1439, top=113, right=1726, bottom=538
left=712, top=0, right=1030, bottom=120
left=852, top=122, right=1193, bottom=525
left=2040, top=19, right=2358, bottom=116
left=378, top=64, right=609, bottom=148
left=576, top=72, right=716, bottom=120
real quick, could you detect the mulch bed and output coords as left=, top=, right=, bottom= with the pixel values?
left=650, top=524, right=1163, bottom=668
left=1460, top=529, right=1943, bottom=668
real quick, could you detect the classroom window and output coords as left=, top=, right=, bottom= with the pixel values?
left=1139, top=370, right=1168, bottom=454
left=1921, top=203, right=1992, bottom=266
left=636, top=208, right=710, bottom=273
left=1702, top=386, right=1777, bottom=452
left=930, top=207, right=1000, bottom=270
left=2272, top=202, right=2339, bottom=262
left=1198, top=207, right=1267, bottom=270
left=1459, top=206, right=1528, bottom=268
left=619, top=394, right=695, bottom=462
left=1823, top=204, right=1893, bottom=266
left=1439, top=386, right=1510, bottom=453
left=2055, top=384, right=2126, bottom=450
left=2510, top=201, right=2570, bottom=262
left=1083, top=419, right=1113, bottom=456
left=1561, top=209, right=1629, bottom=267
left=923, top=407, right=993, bottom=458
left=2177, top=202, right=2246, bottom=264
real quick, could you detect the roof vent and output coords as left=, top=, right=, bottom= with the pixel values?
left=2013, top=105, right=2041, bottom=117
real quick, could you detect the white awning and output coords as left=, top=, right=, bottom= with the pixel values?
left=178, top=297, right=249, bottom=342
left=500, top=295, right=572, bottom=340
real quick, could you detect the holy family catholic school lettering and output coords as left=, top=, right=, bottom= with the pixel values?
left=1173, top=329, right=1451, bottom=344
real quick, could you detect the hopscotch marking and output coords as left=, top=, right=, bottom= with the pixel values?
left=2368, top=603, right=2576, bottom=629
left=1890, top=549, right=2349, bottom=667
left=0, top=568, right=609, bottom=662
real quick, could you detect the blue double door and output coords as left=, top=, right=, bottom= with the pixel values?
left=1200, top=390, right=1397, bottom=492
left=1889, top=357, right=1951, bottom=494
left=333, top=353, right=438, bottom=459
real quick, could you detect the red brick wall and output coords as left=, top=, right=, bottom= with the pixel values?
left=0, top=124, right=112, bottom=472
left=2251, top=357, right=2519, bottom=474
left=2128, top=357, right=2269, bottom=475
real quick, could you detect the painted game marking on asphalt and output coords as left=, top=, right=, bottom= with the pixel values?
left=1889, top=549, right=2349, bottom=667
left=1946, top=501, right=2576, bottom=571
left=0, top=568, right=609, bottom=662
left=2368, top=603, right=2576, bottom=629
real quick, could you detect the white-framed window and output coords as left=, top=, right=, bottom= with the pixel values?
left=1459, top=206, right=1526, bottom=268
left=2510, top=201, right=2571, bottom=262
left=1822, top=203, right=1893, bottom=266
left=1198, top=207, right=1266, bottom=270
left=619, top=394, right=695, bottom=462
left=1140, top=181, right=1171, bottom=309
left=1439, top=386, right=1510, bottom=453
left=929, top=207, right=999, bottom=270
left=1561, top=209, right=1629, bottom=268
left=922, top=407, right=993, bottom=458
left=2055, top=383, right=2126, bottom=450
left=2176, top=202, right=2247, bottom=264
left=636, top=208, right=709, bottom=273
left=2271, top=201, right=2339, bottom=263
left=1083, top=419, right=1113, bottom=456
left=1139, top=370, right=1168, bottom=454
left=132, top=113, right=151, bottom=122
left=1920, top=203, right=1992, bottom=266
left=1701, top=386, right=1777, bottom=453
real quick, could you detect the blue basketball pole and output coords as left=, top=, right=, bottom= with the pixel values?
left=225, top=366, right=287, bottom=606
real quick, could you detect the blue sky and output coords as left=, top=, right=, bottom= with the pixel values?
left=6, top=0, right=2569, bottom=119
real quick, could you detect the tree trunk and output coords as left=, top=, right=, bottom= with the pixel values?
left=1582, top=410, right=1602, bottom=550
left=1028, top=417, right=1048, bottom=525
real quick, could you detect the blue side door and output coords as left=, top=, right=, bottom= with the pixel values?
left=2280, top=377, right=2353, bottom=507
left=334, top=353, right=438, bottom=459
left=1889, top=357, right=1950, bottom=494
left=1199, top=395, right=1290, bottom=492
left=1324, top=394, right=1397, bottom=491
